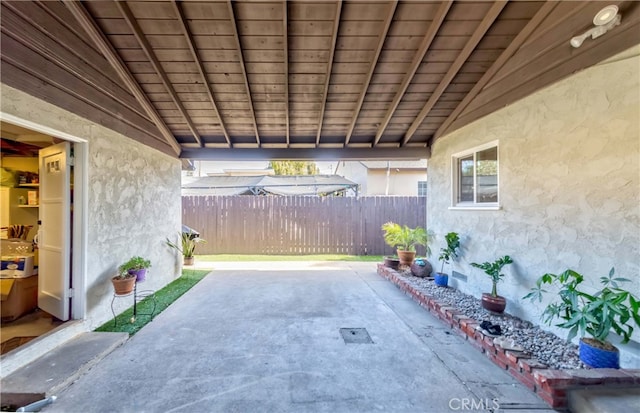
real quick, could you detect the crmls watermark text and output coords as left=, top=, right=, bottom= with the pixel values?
left=448, top=398, right=500, bottom=410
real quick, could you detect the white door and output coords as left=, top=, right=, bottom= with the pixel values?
left=38, top=142, right=71, bottom=321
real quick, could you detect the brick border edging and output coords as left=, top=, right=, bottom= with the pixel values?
left=377, top=264, right=640, bottom=410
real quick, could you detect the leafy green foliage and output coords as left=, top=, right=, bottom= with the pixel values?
left=437, top=232, right=460, bottom=273
left=381, top=222, right=432, bottom=254
left=470, top=255, right=513, bottom=297
left=524, top=268, right=640, bottom=345
left=118, top=256, right=151, bottom=273
left=166, top=232, right=207, bottom=258
left=269, top=160, right=319, bottom=175
left=96, top=269, right=210, bottom=335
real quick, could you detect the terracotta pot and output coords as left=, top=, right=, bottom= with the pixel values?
left=383, top=257, right=400, bottom=270
left=112, top=276, right=136, bottom=295
left=481, top=293, right=506, bottom=313
left=184, top=256, right=195, bottom=266
left=397, top=250, right=416, bottom=266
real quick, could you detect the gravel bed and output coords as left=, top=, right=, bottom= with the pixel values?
left=397, top=268, right=585, bottom=370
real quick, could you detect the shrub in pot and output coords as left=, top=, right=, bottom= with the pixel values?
left=524, top=267, right=640, bottom=369
left=434, top=232, right=460, bottom=287
left=471, top=255, right=513, bottom=313
left=119, top=256, right=151, bottom=282
left=381, top=222, right=431, bottom=267
left=166, top=231, right=207, bottom=265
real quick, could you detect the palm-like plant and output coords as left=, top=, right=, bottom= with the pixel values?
left=470, top=255, right=513, bottom=297
left=166, top=231, right=207, bottom=258
left=524, top=267, right=640, bottom=345
left=381, top=222, right=431, bottom=255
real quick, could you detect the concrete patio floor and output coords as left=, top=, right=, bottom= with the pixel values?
left=43, top=262, right=552, bottom=413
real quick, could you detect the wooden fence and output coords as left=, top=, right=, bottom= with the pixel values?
left=182, top=196, right=427, bottom=256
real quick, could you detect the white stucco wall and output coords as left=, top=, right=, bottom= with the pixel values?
left=1, top=84, right=182, bottom=329
left=427, top=46, right=640, bottom=366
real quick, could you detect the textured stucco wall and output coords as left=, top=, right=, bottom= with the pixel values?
left=427, top=46, right=640, bottom=365
left=1, top=84, right=182, bottom=329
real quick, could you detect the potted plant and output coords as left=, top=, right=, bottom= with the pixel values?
left=166, top=231, right=206, bottom=265
left=111, top=268, right=136, bottom=295
left=383, top=256, right=400, bottom=270
left=524, top=267, right=640, bottom=369
left=119, top=256, right=151, bottom=282
left=434, top=232, right=460, bottom=287
left=471, top=255, right=513, bottom=313
left=381, top=222, right=431, bottom=267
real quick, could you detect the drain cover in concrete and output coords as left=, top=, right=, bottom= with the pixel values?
left=339, top=328, right=373, bottom=344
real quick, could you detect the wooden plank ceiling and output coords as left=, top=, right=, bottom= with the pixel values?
left=3, top=1, right=640, bottom=160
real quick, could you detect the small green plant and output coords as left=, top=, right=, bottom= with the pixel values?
left=381, top=222, right=431, bottom=254
left=118, top=256, right=151, bottom=273
left=112, top=268, right=134, bottom=280
left=437, top=232, right=460, bottom=274
left=471, top=255, right=513, bottom=297
left=524, top=268, right=640, bottom=346
left=166, top=231, right=207, bottom=258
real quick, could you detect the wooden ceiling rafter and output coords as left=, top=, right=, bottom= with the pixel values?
left=344, top=0, right=398, bottom=146
left=282, top=1, right=290, bottom=146
left=226, top=0, right=261, bottom=146
left=372, top=0, right=452, bottom=147
left=9, top=1, right=635, bottom=160
left=315, top=0, right=343, bottom=147
left=116, top=1, right=203, bottom=147
left=171, top=0, right=231, bottom=147
left=450, top=9, right=640, bottom=135
left=402, top=1, right=508, bottom=146
left=63, top=1, right=181, bottom=155
left=433, top=1, right=558, bottom=143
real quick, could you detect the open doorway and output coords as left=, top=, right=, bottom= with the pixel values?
left=0, top=121, right=82, bottom=355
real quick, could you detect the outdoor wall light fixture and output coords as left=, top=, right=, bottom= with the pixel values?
left=570, top=5, right=621, bottom=48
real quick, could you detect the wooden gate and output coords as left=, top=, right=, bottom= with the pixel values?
left=182, top=196, right=426, bottom=255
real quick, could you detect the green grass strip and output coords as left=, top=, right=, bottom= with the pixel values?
left=95, top=269, right=210, bottom=336
left=197, top=254, right=383, bottom=262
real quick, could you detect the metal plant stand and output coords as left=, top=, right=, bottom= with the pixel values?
left=111, top=280, right=156, bottom=326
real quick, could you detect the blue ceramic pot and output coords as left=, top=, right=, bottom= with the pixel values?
left=579, top=338, right=619, bottom=369
left=434, top=273, right=448, bottom=287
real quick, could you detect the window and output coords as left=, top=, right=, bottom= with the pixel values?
left=451, top=141, right=499, bottom=208
left=417, top=181, right=427, bottom=196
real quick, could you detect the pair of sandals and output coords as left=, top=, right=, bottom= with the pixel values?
left=479, top=320, right=502, bottom=336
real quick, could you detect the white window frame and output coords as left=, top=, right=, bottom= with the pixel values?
left=449, top=140, right=500, bottom=210
left=417, top=180, right=427, bottom=197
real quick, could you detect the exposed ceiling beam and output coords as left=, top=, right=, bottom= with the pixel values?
left=372, top=1, right=452, bottom=147
left=64, top=1, right=181, bottom=155
left=282, top=1, right=290, bottom=146
left=116, top=1, right=203, bottom=148
left=402, top=1, right=508, bottom=146
left=450, top=13, right=640, bottom=135
left=227, top=0, right=261, bottom=146
left=181, top=147, right=429, bottom=161
left=171, top=0, right=231, bottom=147
left=315, top=0, right=343, bottom=146
left=432, top=1, right=558, bottom=143
left=344, top=0, right=398, bottom=146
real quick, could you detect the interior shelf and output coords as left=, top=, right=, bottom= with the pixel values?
left=18, top=205, right=38, bottom=208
